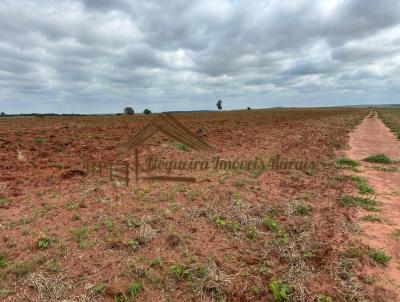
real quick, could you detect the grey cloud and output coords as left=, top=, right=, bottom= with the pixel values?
left=0, top=0, right=400, bottom=114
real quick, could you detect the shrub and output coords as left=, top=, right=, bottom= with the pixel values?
left=123, top=107, right=134, bottom=115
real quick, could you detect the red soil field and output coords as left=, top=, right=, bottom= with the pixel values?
left=1, top=108, right=394, bottom=301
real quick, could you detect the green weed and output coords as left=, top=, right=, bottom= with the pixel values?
left=361, top=215, right=381, bottom=223
left=38, top=237, right=51, bottom=249
left=368, top=249, right=391, bottom=265
left=91, top=283, right=107, bottom=295
left=350, top=176, right=374, bottom=194
left=0, top=198, right=10, bottom=207
left=341, top=195, right=378, bottom=211
left=337, top=157, right=359, bottom=167
left=176, top=142, right=189, bottom=151
left=268, top=280, right=289, bottom=301
left=363, top=154, right=392, bottom=164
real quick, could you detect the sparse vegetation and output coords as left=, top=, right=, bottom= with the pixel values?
left=350, top=176, right=374, bottom=194
left=363, top=154, right=392, bottom=164
left=361, top=215, right=381, bottom=222
left=0, top=253, right=6, bottom=268
left=0, top=198, right=10, bottom=207
left=91, top=283, right=107, bottom=295
left=37, top=237, right=51, bottom=249
left=127, top=282, right=143, bottom=298
left=1, top=108, right=386, bottom=300
left=175, top=142, right=189, bottom=151
left=70, top=226, right=88, bottom=249
left=337, top=157, right=359, bottom=167
left=268, top=280, right=289, bottom=301
left=368, top=249, right=391, bottom=265
left=341, top=195, right=378, bottom=211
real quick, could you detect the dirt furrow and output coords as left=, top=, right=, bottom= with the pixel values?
left=346, top=113, right=400, bottom=300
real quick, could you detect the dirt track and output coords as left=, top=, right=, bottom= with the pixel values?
left=347, top=113, right=400, bottom=300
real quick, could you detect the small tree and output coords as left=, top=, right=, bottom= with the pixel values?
left=0, top=112, right=5, bottom=116
left=143, top=109, right=152, bottom=115
left=216, top=100, right=222, bottom=111
left=123, top=107, right=134, bottom=115
left=247, top=107, right=251, bottom=110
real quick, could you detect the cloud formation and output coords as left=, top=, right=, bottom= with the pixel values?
left=0, top=0, right=399, bottom=113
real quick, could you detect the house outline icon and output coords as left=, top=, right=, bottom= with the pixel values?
left=124, top=112, right=214, bottom=151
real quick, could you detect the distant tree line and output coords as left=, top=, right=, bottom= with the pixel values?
left=123, top=107, right=152, bottom=115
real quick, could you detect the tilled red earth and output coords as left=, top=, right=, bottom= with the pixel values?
left=0, top=109, right=385, bottom=301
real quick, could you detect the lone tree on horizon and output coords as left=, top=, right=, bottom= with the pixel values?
left=143, top=109, right=152, bottom=115
left=216, top=100, right=222, bottom=111
left=123, top=107, right=134, bottom=115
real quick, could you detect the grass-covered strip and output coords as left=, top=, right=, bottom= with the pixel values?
left=363, top=154, right=393, bottom=164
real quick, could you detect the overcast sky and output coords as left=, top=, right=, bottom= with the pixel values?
left=0, top=0, right=399, bottom=114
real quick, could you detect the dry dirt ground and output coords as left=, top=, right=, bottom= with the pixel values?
left=346, top=112, right=400, bottom=301
left=1, top=108, right=395, bottom=301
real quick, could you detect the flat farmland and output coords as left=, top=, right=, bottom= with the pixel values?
left=2, top=108, right=396, bottom=302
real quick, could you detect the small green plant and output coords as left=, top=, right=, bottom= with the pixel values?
left=33, top=137, right=44, bottom=144
left=246, top=227, right=258, bottom=239
left=176, top=142, right=189, bottom=151
left=65, top=202, right=79, bottom=210
left=263, top=218, right=288, bottom=244
left=294, top=203, right=311, bottom=215
left=45, top=258, right=60, bottom=273
left=213, top=215, right=241, bottom=232
left=372, top=165, right=398, bottom=172
left=268, top=280, right=289, bottom=301
left=392, top=229, right=400, bottom=240
left=251, top=285, right=262, bottom=295
left=0, top=198, right=10, bottom=208
left=363, top=154, right=392, bottom=164
left=337, top=157, right=359, bottom=167
left=343, top=244, right=363, bottom=259
left=126, top=239, right=141, bottom=251
left=150, top=257, right=162, bottom=267
left=123, top=215, right=140, bottom=229
left=341, top=195, right=378, bottom=211
left=0, top=289, right=14, bottom=298
left=0, top=253, right=6, bottom=268
left=263, top=218, right=279, bottom=232
left=350, top=176, right=374, bottom=194
left=0, top=198, right=10, bottom=207
left=38, top=237, right=51, bottom=249
left=362, top=215, right=381, bottom=222
left=368, top=249, right=391, bottom=265
left=70, top=226, right=88, bottom=248
left=102, top=219, right=114, bottom=231
left=11, top=261, right=36, bottom=278
left=317, top=294, right=333, bottom=302
left=234, top=179, right=246, bottom=188
left=91, top=283, right=107, bottom=295
left=169, top=263, right=189, bottom=280
left=127, top=282, right=143, bottom=297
